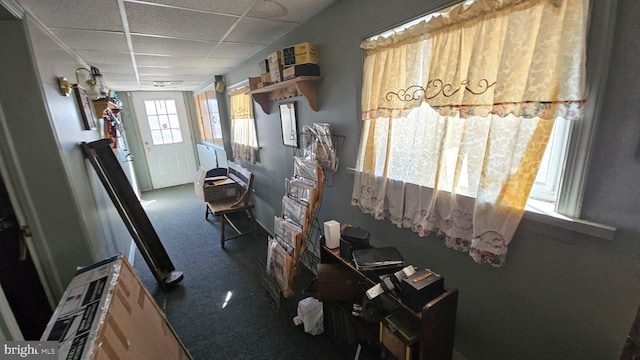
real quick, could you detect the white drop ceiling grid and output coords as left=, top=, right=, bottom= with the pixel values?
left=11, top=0, right=338, bottom=91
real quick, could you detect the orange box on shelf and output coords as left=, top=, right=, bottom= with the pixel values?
left=249, top=76, right=261, bottom=90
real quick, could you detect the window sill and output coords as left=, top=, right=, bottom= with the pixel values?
left=521, top=200, right=615, bottom=243
left=346, top=167, right=616, bottom=243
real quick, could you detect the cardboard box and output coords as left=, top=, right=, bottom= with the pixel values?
left=282, top=63, right=320, bottom=80
left=261, top=72, right=271, bottom=84
left=249, top=76, right=261, bottom=90
left=379, top=310, right=420, bottom=360
left=195, top=167, right=238, bottom=202
left=203, top=177, right=238, bottom=201
left=41, top=255, right=192, bottom=360
left=283, top=42, right=318, bottom=66
left=268, top=50, right=284, bottom=83
left=258, top=59, right=269, bottom=74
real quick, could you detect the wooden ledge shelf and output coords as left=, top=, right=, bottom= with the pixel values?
left=249, top=76, right=322, bottom=114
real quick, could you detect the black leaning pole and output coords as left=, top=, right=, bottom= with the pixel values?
left=80, top=139, right=183, bottom=288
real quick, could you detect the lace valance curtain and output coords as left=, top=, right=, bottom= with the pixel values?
left=352, top=0, right=588, bottom=266
left=229, top=87, right=258, bottom=163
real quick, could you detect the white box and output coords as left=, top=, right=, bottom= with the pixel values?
left=324, top=220, right=341, bottom=249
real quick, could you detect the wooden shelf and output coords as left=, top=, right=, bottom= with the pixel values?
left=249, top=76, right=322, bottom=114
left=320, top=245, right=458, bottom=360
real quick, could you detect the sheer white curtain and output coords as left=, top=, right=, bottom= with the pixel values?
left=229, top=87, right=258, bottom=163
left=352, top=0, right=588, bottom=266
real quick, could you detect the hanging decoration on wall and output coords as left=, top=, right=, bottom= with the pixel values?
left=279, top=102, right=298, bottom=147
left=73, top=85, right=97, bottom=130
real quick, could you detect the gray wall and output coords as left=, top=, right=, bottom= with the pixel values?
left=0, top=15, right=133, bottom=300
left=223, top=0, right=640, bottom=359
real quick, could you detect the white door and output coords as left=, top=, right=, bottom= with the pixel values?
left=131, top=92, right=197, bottom=189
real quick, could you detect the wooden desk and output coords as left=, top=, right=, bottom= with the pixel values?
left=205, top=162, right=259, bottom=248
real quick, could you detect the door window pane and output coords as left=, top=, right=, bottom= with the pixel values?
left=144, top=99, right=183, bottom=145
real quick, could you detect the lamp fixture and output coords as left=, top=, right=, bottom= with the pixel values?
left=75, top=66, right=103, bottom=99
left=58, top=66, right=112, bottom=98
left=58, top=77, right=73, bottom=96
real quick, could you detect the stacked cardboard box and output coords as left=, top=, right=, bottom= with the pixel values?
left=268, top=50, right=285, bottom=83
left=41, top=255, right=192, bottom=360
left=255, top=42, right=320, bottom=86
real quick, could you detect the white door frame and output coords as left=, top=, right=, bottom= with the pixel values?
left=0, top=104, right=56, bottom=341
left=129, top=91, right=198, bottom=189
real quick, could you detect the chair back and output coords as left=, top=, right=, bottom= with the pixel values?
left=227, top=162, right=254, bottom=207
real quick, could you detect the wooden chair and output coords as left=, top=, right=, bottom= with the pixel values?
left=205, top=162, right=259, bottom=248
left=203, top=167, right=228, bottom=219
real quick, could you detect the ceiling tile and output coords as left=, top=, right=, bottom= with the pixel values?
left=54, top=29, right=129, bottom=52
left=91, top=64, right=136, bottom=75
left=225, top=17, right=298, bottom=44
left=17, top=0, right=124, bottom=32
left=139, top=74, right=209, bottom=82
left=132, top=0, right=254, bottom=16
left=198, top=57, right=243, bottom=68
left=15, top=0, right=336, bottom=91
left=125, top=2, right=236, bottom=42
left=131, top=35, right=214, bottom=57
left=209, top=42, right=265, bottom=58
left=73, top=50, right=133, bottom=66
left=136, top=55, right=204, bottom=67
left=192, top=67, right=231, bottom=76
left=248, top=0, right=337, bottom=22
left=137, top=67, right=196, bottom=76
left=102, top=71, right=137, bottom=82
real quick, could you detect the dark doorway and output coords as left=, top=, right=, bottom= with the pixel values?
left=0, top=177, right=52, bottom=340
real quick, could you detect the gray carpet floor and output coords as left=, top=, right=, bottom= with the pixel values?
left=132, top=184, right=344, bottom=360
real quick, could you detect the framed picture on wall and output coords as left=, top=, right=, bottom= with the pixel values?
left=73, top=85, right=97, bottom=130
left=279, top=102, right=298, bottom=148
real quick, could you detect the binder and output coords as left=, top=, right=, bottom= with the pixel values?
left=352, top=247, right=404, bottom=271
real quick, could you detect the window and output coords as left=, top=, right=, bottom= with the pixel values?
left=194, top=90, right=223, bottom=146
left=353, top=0, right=598, bottom=266
left=229, top=86, right=258, bottom=163
left=529, top=118, right=571, bottom=203
left=143, top=99, right=183, bottom=145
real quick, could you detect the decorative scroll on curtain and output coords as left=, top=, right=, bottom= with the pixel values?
left=229, top=86, right=258, bottom=163
left=352, top=0, right=588, bottom=266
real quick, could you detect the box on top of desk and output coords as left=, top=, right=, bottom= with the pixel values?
left=203, top=177, right=238, bottom=202
left=195, top=167, right=239, bottom=202
left=41, top=255, right=192, bottom=360
left=283, top=42, right=318, bottom=66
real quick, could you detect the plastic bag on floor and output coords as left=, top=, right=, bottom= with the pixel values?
left=293, top=297, right=324, bottom=335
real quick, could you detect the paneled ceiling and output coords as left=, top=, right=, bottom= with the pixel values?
left=5, top=0, right=337, bottom=92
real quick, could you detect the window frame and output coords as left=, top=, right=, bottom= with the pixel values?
left=194, top=90, right=224, bottom=146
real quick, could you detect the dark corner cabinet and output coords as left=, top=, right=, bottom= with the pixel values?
left=320, top=245, right=458, bottom=360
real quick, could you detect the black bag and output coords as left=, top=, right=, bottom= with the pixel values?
left=339, top=227, right=370, bottom=260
